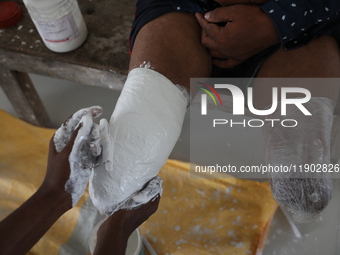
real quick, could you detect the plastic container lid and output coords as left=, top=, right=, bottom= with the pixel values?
left=0, top=2, right=23, bottom=29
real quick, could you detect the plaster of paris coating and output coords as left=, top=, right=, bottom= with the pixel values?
left=131, top=176, right=163, bottom=203
left=54, top=106, right=103, bottom=206
left=66, top=115, right=94, bottom=205
left=263, top=97, right=334, bottom=223
left=89, top=68, right=188, bottom=215
left=109, top=176, right=163, bottom=212
left=54, top=106, right=102, bottom=153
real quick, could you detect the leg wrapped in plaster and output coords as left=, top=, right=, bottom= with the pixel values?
left=89, top=68, right=188, bottom=215
left=263, top=97, right=334, bottom=223
left=54, top=106, right=103, bottom=206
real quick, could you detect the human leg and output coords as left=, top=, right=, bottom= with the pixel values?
left=254, top=36, right=340, bottom=108
left=255, top=36, right=340, bottom=222
left=130, top=11, right=212, bottom=88
left=90, top=11, right=212, bottom=214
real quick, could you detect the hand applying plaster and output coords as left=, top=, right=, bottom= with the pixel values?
left=53, top=106, right=103, bottom=206
left=0, top=119, right=95, bottom=255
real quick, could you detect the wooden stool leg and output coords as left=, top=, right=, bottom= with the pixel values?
left=0, top=67, right=52, bottom=127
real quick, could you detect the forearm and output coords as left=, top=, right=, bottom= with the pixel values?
left=93, top=195, right=160, bottom=255
left=93, top=216, right=131, bottom=255
left=0, top=187, right=71, bottom=255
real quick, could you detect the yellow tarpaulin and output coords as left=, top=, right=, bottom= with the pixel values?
left=0, top=110, right=90, bottom=255
left=0, top=110, right=277, bottom=255
left=140, top=161, right=278, bottom=255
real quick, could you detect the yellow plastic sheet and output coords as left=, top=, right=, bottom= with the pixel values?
left=140, top=161, right=278, bottom=255
left=0, top=110, right=88, bottom=255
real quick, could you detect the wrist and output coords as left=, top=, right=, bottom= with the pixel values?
left=94, top=217, right=130, bottom=255
left=99, top=213, right=133, bottom=238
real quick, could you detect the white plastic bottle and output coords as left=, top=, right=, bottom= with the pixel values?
left=23, top=0, right=87, bottom=53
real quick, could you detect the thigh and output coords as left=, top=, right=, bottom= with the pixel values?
left=253, top=36, right=340, bottom=109
left=130, top=11, right=212, bottom=89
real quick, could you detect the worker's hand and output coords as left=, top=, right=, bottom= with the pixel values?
left=50, top=106, right=103, bottom=207
left=101, top=194, right=160, bottom=236
left=195, top=5, right=279, bottom=68
left=114, top=176, right=163, bottom=213
left=94, top=195, right=160, bottom=255
left=0, top=122, right=102, bottom=255
left=54, top=106, right=103, bottom=154
left=88, top=118, right=115, bottom=215
left=42, top=126, right=82, bottom=208
left=215, top=0, right=270, bottom=6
